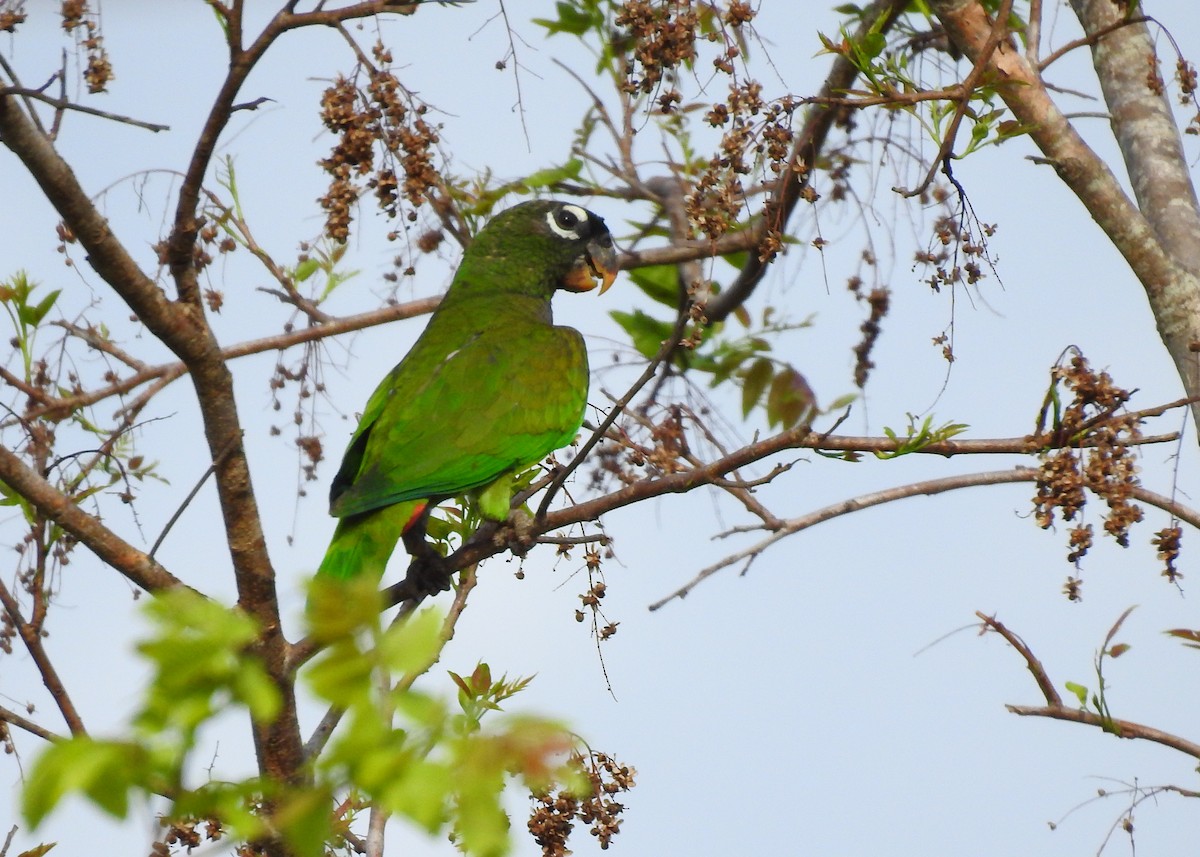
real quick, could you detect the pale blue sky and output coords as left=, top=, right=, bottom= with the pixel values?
left=4, top=2, right=1200, bottom=855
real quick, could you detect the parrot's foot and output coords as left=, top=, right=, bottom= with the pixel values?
left=403, top=553, right=453, bottom=597
left=401, top=525, right=454, bottom=597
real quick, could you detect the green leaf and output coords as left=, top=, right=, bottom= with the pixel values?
left=21, top=289, right=60, bottom=327
left=231, top=660, right=284, bottom=723
left=1064, top=681, right=1088, bottom=707
left=740, top=358, right=773, bottom=418
left=455, top=769, right=510, bottom=857
left=276, top=786, right=334, bottom=857
left=519, top=158, right=583, bottom=190
left=856, top=31, right=886, bottom=59
left=135, top=590, right=278, bottom=738
left=707, top=348, right=750, bottom=387
left=378, top=607, right=445, bottom=675
left=306, top=640, right=375, bottom=708
left=23, top=737, right=146, bottom=825
left=395, top=688, right=448, bottom=730
left=826, top=392, right=858, bottom=412
left=611, top=309, right=673, bottom=360
left=292, top=257, right=321, bottom=283
left=383, top=757, right=454, bottom=831
left=627, top=265, right=680, bottom=308
left=532, top=1, right=602, bottom=37
left=306, top=576, right=382, bottom=643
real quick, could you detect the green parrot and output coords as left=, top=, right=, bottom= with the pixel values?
left=316, top=200, right=617, bottom=585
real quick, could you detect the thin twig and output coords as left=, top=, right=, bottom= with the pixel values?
left=303, top=704, right=344, bottom=761
left=0, top=824, right=17, bottom=857
left=1038, top=15, right=1149, bottom=71
left=649, top=467, right=1039, bottom=610
left=979, top=613, right=1200, bottom=760
left=0, top=704, right=62, bottom=743
left=149, top=435, right=241, bottom=559
left=0, top=87, right=169, bottom=132
left=8, top=297, right=440, bottom=427
left=0, top=578, right=87, bottom=735
left=898, top=0, right=1015, bottom=198
left=0, top=443, right=183, bottom=592
left=536, top=306, right=692, bottom=520
left=975, top=611, right=1062, bottom=705
left=705, top=0, right=911, bottom=323
left=536, top=533, right=611, bottom=546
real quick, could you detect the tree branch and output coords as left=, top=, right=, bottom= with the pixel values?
left=0, top=87, right=169, bottom=132
left=0, top=444, right=184, bottom=592
left=7, top=297, right=440, bottom=426
left=979, top=612, right=1200, bottom=761
left=1070, top=0, right=1200, bottom=314
left=650, top=467, right=1038, bottom=610
left=0, top=703, right=61, bottom=744
left=0, top=578, right=87, bottom=736
left=929, top=0, right=1200, bottom=431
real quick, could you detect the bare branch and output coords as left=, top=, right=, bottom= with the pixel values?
left=0, top=87, right=168, bottom=132
left=0, top=704, right=61, bottom=743
left=1069, top=2, right=1200, bottom=275
left=980, top=613, right=1200, bottom=761
left=0, top=578, right=87, bottom=735
left=9, top=297, right=440, bottom=426
left=650, top=467, right=1038, bottom=610
left=0, top=444, right=184, bottom=593
left=975, top=611, right=1062, bottom=706
left=0, top=93, right=191, bottom=347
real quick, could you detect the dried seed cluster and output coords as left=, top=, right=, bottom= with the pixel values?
left=614, top=2, right=796, bottom=246
left=528, top=750, right=636, bottom=856
left=158, top=816, right=224, bottom=854
left=692, top=83, right=799, bottom=249
left=847, top=268, right=889, bottom=389
left=1030, top=355, right=1146, bottom=598
left=1152, top=525, right=1183, bottom=584
left=591, top=407, right=692, bottom=493
left=615, top=0, right=700, bottom=105
left=0, top=0, right=26, bottom=32
left=1175, top=56, right=1200, bottom=136
left=318, top=43, right=441, bottom=242
left=61, top=0, right=112, bottom=93
left=913, top=195, right=996, bottom=293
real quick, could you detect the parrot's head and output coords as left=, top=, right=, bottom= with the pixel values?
left=478, top=200, right=618, bottom=297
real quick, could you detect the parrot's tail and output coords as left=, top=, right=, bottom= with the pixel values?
left=316, top=500, right=427, bottom=580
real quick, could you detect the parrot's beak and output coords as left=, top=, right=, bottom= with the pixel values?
left=563, top=235, right=619, bottom=294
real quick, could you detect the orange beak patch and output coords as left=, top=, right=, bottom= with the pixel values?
left=562, top=236, right=619, bottom=294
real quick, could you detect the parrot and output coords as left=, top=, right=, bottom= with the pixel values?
left=316, top=199, right=617, bottom=587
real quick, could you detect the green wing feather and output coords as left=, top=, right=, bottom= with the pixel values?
left=330, top=294, right=588, bottom=518
left=317, top=295, right=588, bottom=580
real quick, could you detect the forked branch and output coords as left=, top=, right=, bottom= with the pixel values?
left=978, top=612, right=1200, bottom=761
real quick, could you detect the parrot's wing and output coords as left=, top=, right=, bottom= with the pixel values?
left=329, top=323, right=587, bottom=519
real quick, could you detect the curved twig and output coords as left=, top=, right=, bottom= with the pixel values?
left=649, top=467, right=1037, bottom=610
left=979, top=612, right=1200, bottom=761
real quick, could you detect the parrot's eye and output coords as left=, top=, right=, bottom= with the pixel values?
left=546, top=204, right=588, bottom=239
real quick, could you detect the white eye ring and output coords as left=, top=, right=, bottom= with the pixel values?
left=546, top=204, right=589, bottom=239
